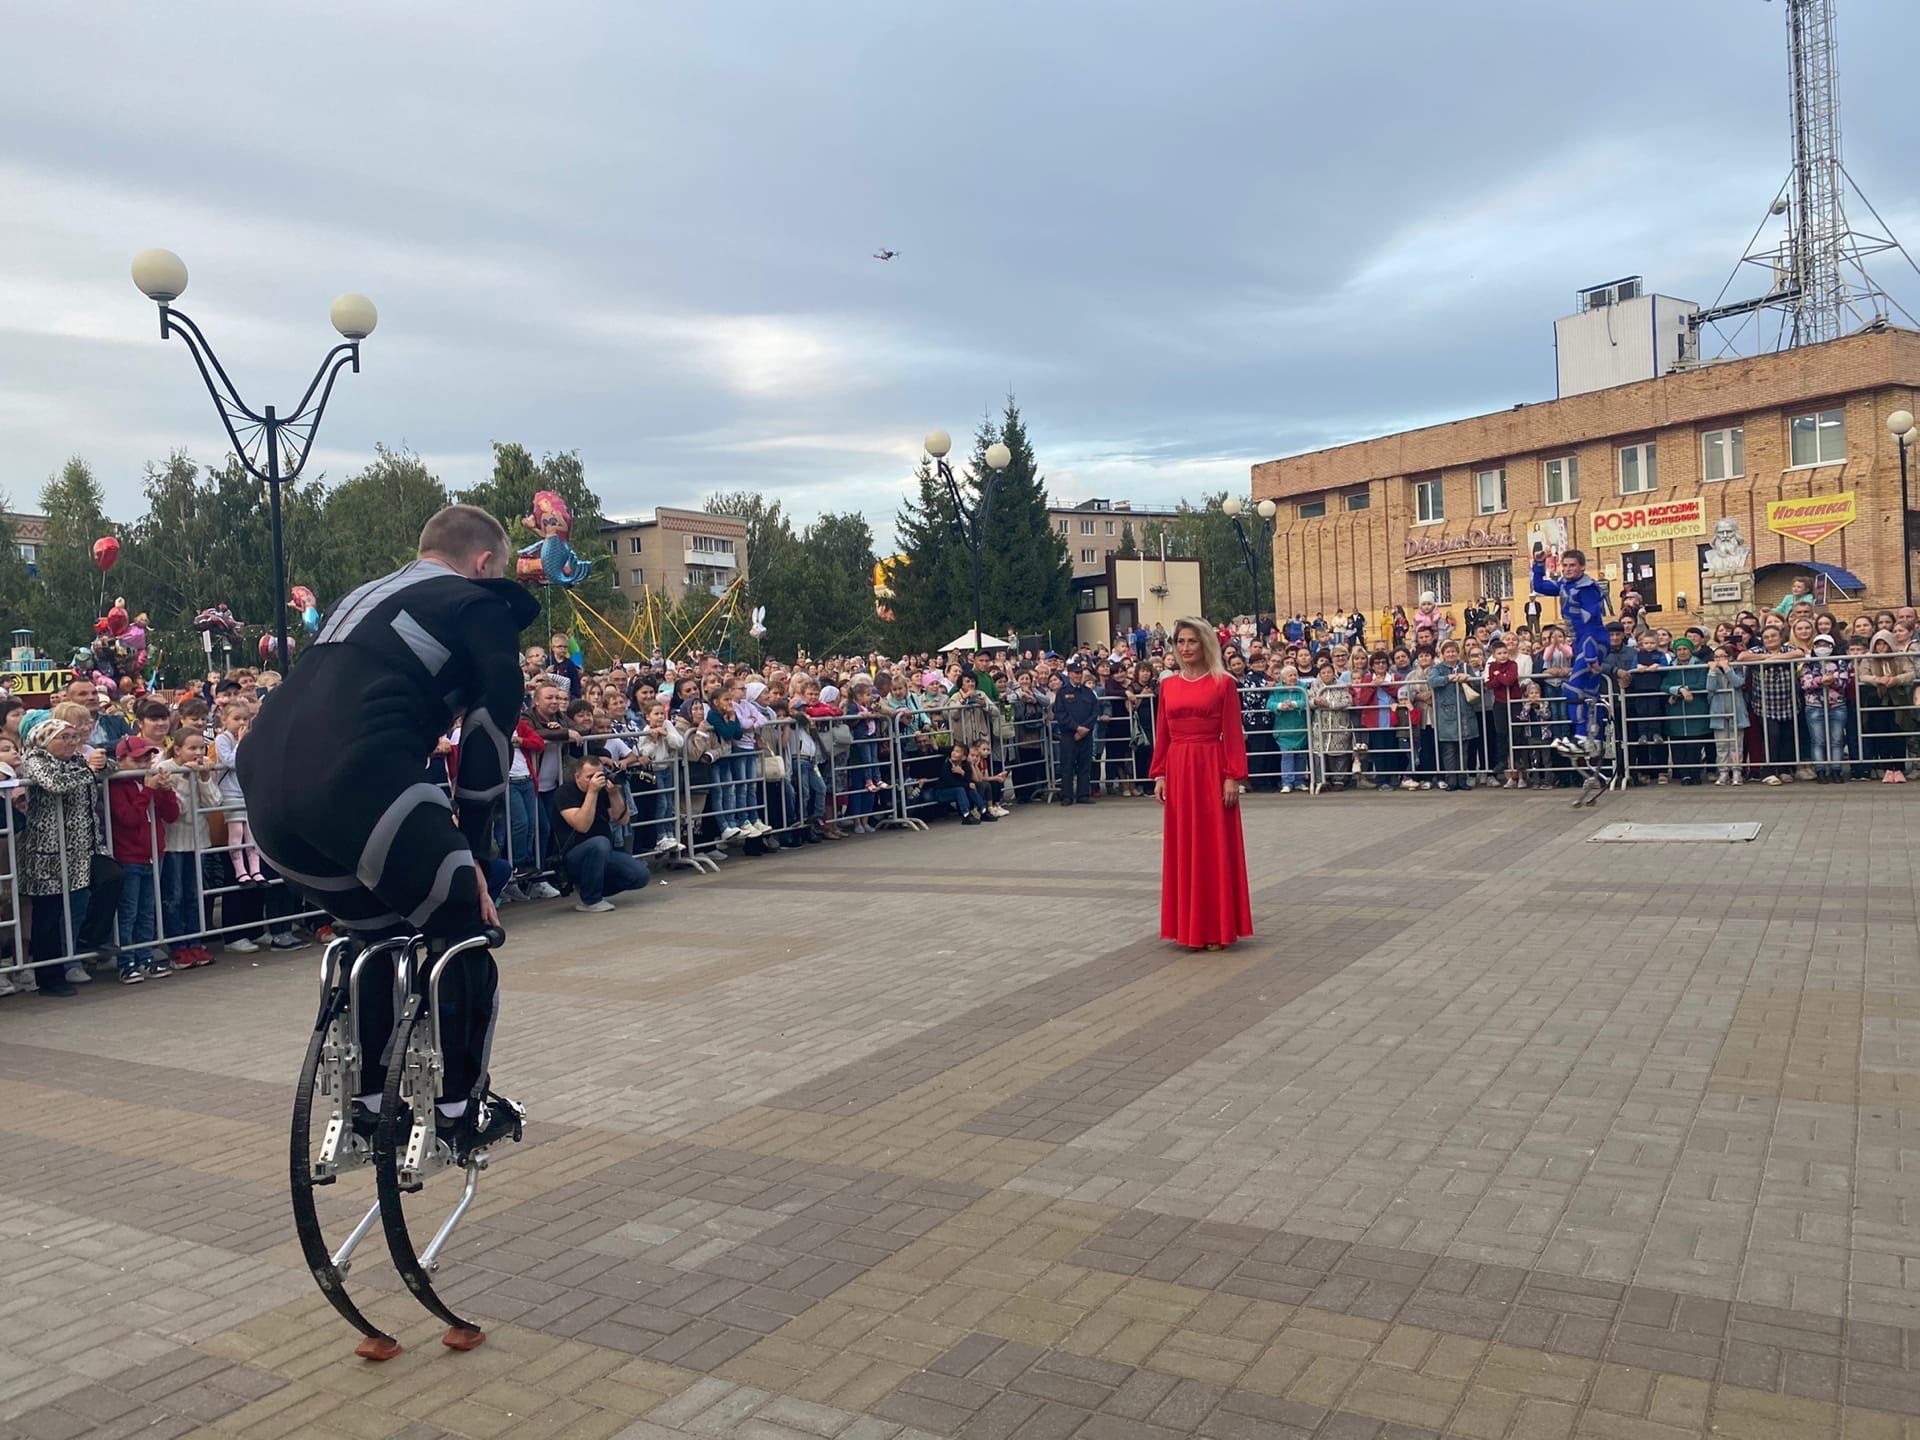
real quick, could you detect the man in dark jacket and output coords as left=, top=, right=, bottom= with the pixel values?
left=240, top=505, right=540, bottom=1156
left=1054, top=660, right=1100, bottom=805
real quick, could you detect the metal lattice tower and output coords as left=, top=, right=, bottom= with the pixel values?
left=1784, top=0, right=1845, bottom=344
left=1686, top=0, right=1913, bottom=359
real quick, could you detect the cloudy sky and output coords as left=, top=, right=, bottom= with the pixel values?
left=3, top=1, right=1916, bottom=540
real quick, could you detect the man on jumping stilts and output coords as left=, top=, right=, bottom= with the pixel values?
left=243, top=504, right=540, bottom=1157
left=1530, top=544, right=1610, bottom=761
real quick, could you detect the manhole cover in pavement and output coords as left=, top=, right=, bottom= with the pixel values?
left=1588, top=822, right=1762, bottom=843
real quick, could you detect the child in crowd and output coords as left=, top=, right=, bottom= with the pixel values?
left=936, top=742, right=990, bottom=824
left=155, top=727, right=224, bottom=965
left=214, top=703, right=266, bottom=883
left=968, top=739, right=1012, bottom=818
left=109, top=733, right=183, bottom=982
left=1514, top=681, right=1553, bottom=787
left=1704, top=646, right=1747, bottom=785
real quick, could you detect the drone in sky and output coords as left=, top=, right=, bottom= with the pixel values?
left=872, top=248, right=898, bottom=261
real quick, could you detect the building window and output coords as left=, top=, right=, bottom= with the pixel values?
left=1621, top=549, right=1659, bottom=608
left=629, top=568, right=645, bottom=589
left=686, top=566, right=725, bottom=592
left=1701, top=426, right=1744, bottom=482
left=1057, top=518, right=1067, bottom=533
left=1474, top=467, right=1507, bottom=516
left=17, top=543, right=36, bottom=570
left=1477, top=560, right=1513, bottom=600
left=1790, top=407, right=1846, bottom=466
left=1104, top=520, right=1116, bottom=535
left=1297, top=498, right=1327, bottom=519
left=690, top=534, right=735, bottom=554
left=1080, top=519, right=1095, bottom=535
left=1411, top=567, right=1452, bottom=603
left=628, top=537, right=644, bottom=554
left=1343, top=491, right=1371, bottom=511
left=1543, top=455, right=1580, bottom=505
left=1618, top=442, right=1657, bottom=495
left=1413, top=476, right=1444, bottom=524
left=1080, top=548, right=1097, bottom=564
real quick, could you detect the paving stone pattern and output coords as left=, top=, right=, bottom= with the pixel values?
left=2, top=787, right=1919, bottom=1438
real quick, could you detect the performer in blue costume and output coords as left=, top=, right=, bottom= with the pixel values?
left=1530, top=544, right=1609, bottom=755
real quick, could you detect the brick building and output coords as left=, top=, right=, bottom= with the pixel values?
left=1252, top=327, right=1920, bottom=624
left=600, top=507, right=750, bottom=599
left=1049, top=498, right=1181, bottom=578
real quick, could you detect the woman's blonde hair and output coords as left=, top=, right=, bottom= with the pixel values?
left=1170, top=618, right=1226, bottom=676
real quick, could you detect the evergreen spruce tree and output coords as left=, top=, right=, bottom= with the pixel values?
left=888, top=460, right=968, bottom=652
left=975, top=395, right=1072, bottom=648
left=1115, top=520, right=1139, bottom=559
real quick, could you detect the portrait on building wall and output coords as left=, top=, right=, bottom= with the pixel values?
left=1527, top=517, right=1570, bottom=571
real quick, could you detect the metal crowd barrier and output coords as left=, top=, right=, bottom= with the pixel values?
left=0, top=764, right=324, bottom=986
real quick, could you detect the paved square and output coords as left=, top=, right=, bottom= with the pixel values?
left=3, top=787, right=1918, bottom=1439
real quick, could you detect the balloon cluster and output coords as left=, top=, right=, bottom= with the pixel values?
left=516, top=491, right=591, bottom=587
left=90, top=596, right=149, bottom=691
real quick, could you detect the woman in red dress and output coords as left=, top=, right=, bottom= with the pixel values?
left=1150, top=619, right=1253, bottom=950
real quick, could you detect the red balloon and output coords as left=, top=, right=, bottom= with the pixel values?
left=259, top=633, right=294, bottom=661
left=92, top=536, right=120, bottom=573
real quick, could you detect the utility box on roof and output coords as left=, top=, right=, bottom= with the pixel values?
left=1555, top=279, right=1699, bottom=398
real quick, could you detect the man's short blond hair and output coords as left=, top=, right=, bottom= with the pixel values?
left=418, top=505, right=509, bottom=564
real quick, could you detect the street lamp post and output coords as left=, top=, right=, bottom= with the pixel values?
left=923, top=430, right=1012, bottom=652
left=1221, top=495, right=1279, bottom=627
left=130, top=249, right=376, bottom=673
left=1890, top=410, right=1917, bottom=607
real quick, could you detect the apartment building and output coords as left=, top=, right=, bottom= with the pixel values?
left=1048, top=498, right=1181, bottom=578
left=599, top=507, right=750, bottom=598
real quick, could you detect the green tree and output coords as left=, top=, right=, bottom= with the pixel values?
left=789, top=511, right=879, bottom=657
left=1115, top=520, right=1139, bottom=560
left=117, top=451, right=328, bottom=680
left=1154, top=493, right=1272, bottom=623
left=706, top=490, right=800, bottom=659
left=0, top=506, right=35, bottom=643
left=457, top=443, right=619, bottom=642
left=32, top=456, right=114, bottom=659
left=975, top=396, right=1072, bottom=646
left=317, top=444, right=450, bottom=599
left=888, top=460, right=969, bottom=652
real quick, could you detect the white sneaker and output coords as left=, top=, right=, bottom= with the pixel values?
left=652, top=836, right=684, bottom=854
left=745, top=822, right=771, bottom=837
left=500, top=881, right=529, bottom=904
left=528, top=880, right=562, bottom=900
left=63, top=963, right=92, bottom=984
left=572, top=899, right=616, bottom=914
left=721, top=826, right=744, bottom=842
left=0, top=972, right=17, bottom=997
left=227, top=938, right=259, bottom=954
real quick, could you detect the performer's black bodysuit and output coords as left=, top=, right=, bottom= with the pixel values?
left=241, top=558, right=540, bottom=1106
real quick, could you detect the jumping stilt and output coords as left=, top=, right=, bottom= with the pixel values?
left=291, top=929, right=522, bottom=1356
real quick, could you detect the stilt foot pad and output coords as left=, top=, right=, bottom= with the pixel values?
left=354, top=1336, right=403, bottom=1362
left=443, top=1326, right=486, bottom=1351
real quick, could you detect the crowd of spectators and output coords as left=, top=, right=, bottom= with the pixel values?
left=1, top=591, right=1912, bottom=1000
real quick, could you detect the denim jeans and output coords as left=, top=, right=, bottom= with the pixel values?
left=1806, top=703, right=1849, bottom=777
left=796, top=756, right=827, bottom=823
left=710, top=752, right=754, bottom=830
left=1279, top=750, right=1306, bottom=787
left=496, top=777, right=536, bottom=872
left=117, top=861, right=159, bottom=966
left=160, top=851, right=199, bottom=954
left=562, top=836, right=650, bottom=905
left=936, top=784, right=983, bottom=818
left=843, top=742, right=877, bottom=819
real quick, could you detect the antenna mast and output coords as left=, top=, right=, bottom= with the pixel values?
left=1686, top=0, right=1911, bottom=358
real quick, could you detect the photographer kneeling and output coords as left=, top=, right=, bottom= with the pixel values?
left=556, top=752, right=650, bottom=913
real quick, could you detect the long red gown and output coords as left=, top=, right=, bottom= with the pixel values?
left=1148, top=671, right=1253, bottom=948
